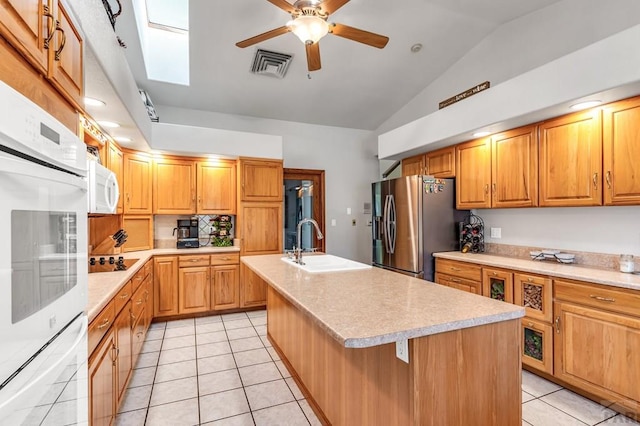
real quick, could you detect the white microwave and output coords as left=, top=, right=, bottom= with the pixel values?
left=87, top=160, right=119, bottom=214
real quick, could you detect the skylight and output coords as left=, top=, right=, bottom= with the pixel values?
left=132, top=0, right=189, bottom=86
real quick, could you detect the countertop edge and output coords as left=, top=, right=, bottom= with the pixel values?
left=434, top=252, right=640, bottom=291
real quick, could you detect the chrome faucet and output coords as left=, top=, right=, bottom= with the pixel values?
left=295, top=218, right=324, bottom=265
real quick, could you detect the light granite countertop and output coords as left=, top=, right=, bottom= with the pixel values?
left=434, top=252, right=640, bottom=292
left=87, top=247, right=240, bottom=321
left=241, top=254, right=524, bottom=349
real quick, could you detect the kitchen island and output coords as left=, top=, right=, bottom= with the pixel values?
left=242, top=254, right=525, bottom=425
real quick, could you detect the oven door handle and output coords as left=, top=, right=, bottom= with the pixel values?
left=105, top=171, right=119, bottom=212
left=0, top=152, right=86, bottom=190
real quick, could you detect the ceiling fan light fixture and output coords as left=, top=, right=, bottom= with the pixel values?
left=287, top=15, right=329, bottom=45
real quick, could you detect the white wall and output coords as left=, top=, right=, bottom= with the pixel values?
left=376, top=0, right=640, bottom=136
left=478, top=207, right=640, bottom=256
left=154, top=105, right=378, bottom=263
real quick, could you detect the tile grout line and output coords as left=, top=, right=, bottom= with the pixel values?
left=225, top=313, right=257, bottom=425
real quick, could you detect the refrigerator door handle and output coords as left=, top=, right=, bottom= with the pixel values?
left=388, top=194, right=397, bottom=254
left=383, top=195, right=391, bottom=254
left=373, top=216, right=382, bottom=240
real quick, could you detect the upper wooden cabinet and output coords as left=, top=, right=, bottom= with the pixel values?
left=239, top=158, right=283, bottom=202
left=47, top=0, right=82, bottom=108
left=456, top=137, right=491, bottom=209
left=425, top=146, right=455, bottom=178
left=239, top=202, right=283, bottom=256
left=0, top=0, right=83, bottom=109
left=154, top=157, right=197, bottom=214
left=106, top=142, right=124, bottom=214
left=602, top=96, right=640, bottom=206
left=123, top=151, right=153, bottom=214
left=197, top=160, right=237, bottom=214
left=401, top=154, right=425, bottom=176
left=491, top=125, right=538, bottom=208
left=539, top=109, right=602, bottom=207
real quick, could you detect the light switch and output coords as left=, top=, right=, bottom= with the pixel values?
left=347, top=207, right=352, bottom=215
left=331, top=219, right=337, bottom=227
left=490, top=227, right=502, bottom=239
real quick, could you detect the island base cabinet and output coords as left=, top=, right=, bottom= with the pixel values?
left=267, top=286, right=522, bottom=425
left=554, top=301, right=640, bottom=416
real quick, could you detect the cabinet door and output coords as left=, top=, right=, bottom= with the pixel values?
left=434, top=272, right=481, bottom=294
left=554, top=301, right=640, bottom=403
left=197, top=160, right=237, bottom=214
left=107, top=142, right=124, bottom=214
left=88, top=328, right=116, bottom=426
left=425, top=146, right=455, bottom=178
left=239, top=158, right=283, bottom=202
left=401, top=154, right=424, bottom=176
left=455, top=138, right=491, bottom=209
left=154, top=157, right=196, bottom=214
left=514, top=273, right=552, bottom=323
left=539, top=109, right=602, bottom=206
left=491, top=125, right=538, bottom=208
left=239, top=202, right=283, bottom=255
left=122, top=215, right=153, bottom=252
left=212, top=264, right=240, bottom=310
left=124, top=151, right=153, bottom=214
left=47, top=0, right=83, bottom=108
left=179, top=266, right=210, bottom=314
left=521, top=318, right=553, bottom=375
left=114, top=301, right=132, bottom=406
left=602, top=96, right=640, bottom=205
left=0, top=0, right=49, bottom=73
left=482, top=267, right=513, bottom=303
left=240, top=262, right=267, bottom=307
left=154, top=256, right=179, bottom=317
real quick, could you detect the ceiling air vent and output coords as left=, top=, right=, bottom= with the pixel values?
left=250, top=49, right=293, bottom=79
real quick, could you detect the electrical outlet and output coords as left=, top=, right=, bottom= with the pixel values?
left=490, top=227, right=502, bottom=239
left=331, top=219, right=337, bottom=227
left=396, top=339, right=409, bottom=363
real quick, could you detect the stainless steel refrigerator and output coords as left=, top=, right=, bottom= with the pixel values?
left=372, top=176, right=468, bottom=280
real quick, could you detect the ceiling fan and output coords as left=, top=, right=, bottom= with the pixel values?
left=236, top=0, right=389, bottom=72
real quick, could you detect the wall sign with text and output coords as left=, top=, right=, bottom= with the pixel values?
left=439, top=81, right=490, bottom=109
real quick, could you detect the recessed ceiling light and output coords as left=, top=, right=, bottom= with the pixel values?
left=113, top=136, right=131, bottom=143
left=570, top=100, right=602, bottom=110
left=473, top=131, right=491, bottom=137
left=84, top=97, right=105, bottom=107
left=97, top=120, right=120, bottom=128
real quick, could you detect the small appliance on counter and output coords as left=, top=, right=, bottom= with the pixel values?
left=174, top=218, right=199, bottom=249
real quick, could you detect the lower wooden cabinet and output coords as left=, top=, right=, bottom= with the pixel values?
left=154, top=256, right=179, bottom=317
left=240, top=262, right=267, bottom=307
left=434, top=259, right=482, bottom=294
left=88, top=328, right=116, bottom=426
left=114, top=301, right=132, bottom=406
left=179, top=266, right=211, bottom=314
left=521, top=317, right=553, bottom=375
left=434, top=272, right=482, bottom=294
left=212, top=264, right=240, bottom=310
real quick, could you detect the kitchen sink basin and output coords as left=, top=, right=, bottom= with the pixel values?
left=281, top=254, right=372, bottom=273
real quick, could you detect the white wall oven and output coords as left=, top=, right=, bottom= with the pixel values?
left=0, top=81, right=88, bottom=425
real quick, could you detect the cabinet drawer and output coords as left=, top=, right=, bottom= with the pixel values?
left=434, top=272, right=482, bottom=294
left=554, top=279, right=640, bottom=318
left=179, top=255, right=210, bottom=268
left=114, top=281, right=132, bottom=315
left=435, top=258, right=482, bottom=282
left=210, top=253, right=240, bottom=265
left=89, top=300, right=116, bottom=355
left=144, top=259, right=153, bottom=279
left=130, top=267, right=146, bottom=292
left=131, top=282, right=146, bottom=323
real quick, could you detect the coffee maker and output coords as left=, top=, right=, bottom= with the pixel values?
left=174, top=218, right=199, bottom=249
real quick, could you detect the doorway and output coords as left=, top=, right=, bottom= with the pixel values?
left=283, top=168, right=325, bottom=253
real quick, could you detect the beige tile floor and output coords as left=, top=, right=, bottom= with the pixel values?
left=116, top=310, right=639, bottom=426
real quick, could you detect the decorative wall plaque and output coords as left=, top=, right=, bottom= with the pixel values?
left=439, top=81, right=490, bottom=109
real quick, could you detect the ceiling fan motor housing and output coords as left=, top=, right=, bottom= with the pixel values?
left=291, top=0, right=328, bottom=20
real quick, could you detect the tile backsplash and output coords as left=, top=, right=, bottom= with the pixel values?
left=154, top=214, right=236, bottom=249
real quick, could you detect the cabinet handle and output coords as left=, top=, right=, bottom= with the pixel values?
left=484, top=184, right=489, bottom=194
left=127, top=193, right=130, bottom=204
left=605, top=171, right=612, bottom=189
left=451, top=278, right=461, bottom=283
left=120, top=293, right=129, bottom=299
left=527, top=277, right=534, bottom=282
left=527, top=322, right=534, bottom=328
left=589, top=294, right=615, bottom=303
left=43, top=5, right=55, bottom=49
left=592, top=172, right=598, bottom=190
left=492, top=272, right=497, bottom=276
left=221, top=257, right=230, bottom=260
left=136, top=299, right=143, bottom=306
left=450, top=267, right=461, bottom=272
left=555, top=316, right=561, bottom=334
left=97, top=318, right=110, bottom=329
left=109, top=344, right=117, bottom=363
left=491, top=183, right=496, bottom=194
left=131, top=311, right=136, bottom=321
left=53, top=22, right=65, bottom=61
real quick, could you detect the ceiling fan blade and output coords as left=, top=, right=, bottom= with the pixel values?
left=305, top=42, right=321, bottom=71
left=319, top=0, right=349, bottom=15
left=266, top=0, right=297, bottom=14
left=329, top=23, right=389, bottom=49
left=236, top=26, right=290, bottom=48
